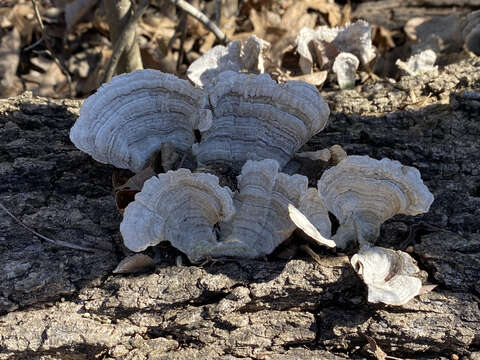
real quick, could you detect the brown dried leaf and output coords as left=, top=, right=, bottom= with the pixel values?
left=115, top=189, right=139, bottom=212
left=7, top=4, right=36, bottom=43
left=65, top=0, right=99, bottom=31
left=0, top=27, right=22, bottom=98
left=372, top=25, right=396, bottom=54
left=113, top=254, right=155, bottom=274
left=304, top=0, right=343, bottom=27
left=363, top=335, right=387, bottom=360
left=312, top=40, right=340, bottom=70
left=418, top=284, right=438, bottom=295
left=286, top=71, right=328, bottom=87
left=23, top=56, right=68, bottom=98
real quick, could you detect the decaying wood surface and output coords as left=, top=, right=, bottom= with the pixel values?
left=0, top=55, right=479, bottom=359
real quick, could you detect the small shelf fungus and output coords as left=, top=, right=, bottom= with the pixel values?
left=351, top=246, right=422, bottom=305
left=318, top=155, right=434, bottom=249
left=192, top=71, right=330, bottom=171
left=69, top=70, right=211, bottom=173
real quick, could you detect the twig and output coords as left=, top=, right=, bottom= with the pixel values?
left=176, top=12, right=188, bottom=71
left=103, top=0, right=149, bottom=83
left=168, top=0, right=227, bottom=44
left=31, top=0, right=73, bottom=98
left=0, top=201, right=101, bottom=253
left=215, top=0, right=221, bottom=26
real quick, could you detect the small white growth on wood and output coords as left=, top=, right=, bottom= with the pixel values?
left=332, top=52, right=359, bottom=89
left=396, top=49, right=438, bottom=76
left=351, top=246, right=422, bottom=305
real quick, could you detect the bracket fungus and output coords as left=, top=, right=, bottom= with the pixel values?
left=121, top=159, right=333, bottom=263
left=351, top=246, right=422, bottom=305
left=187, top=35, right=270, bottom=89
left=192, top=71, right=330, bottom=172
left=69, top=69, right=211, bottom=173
left=318, top=155, right=434, bottom=249
left=295, top=20, right=375, bottom=75
left=69, top=40, right=436, bottom=306
left=120, top=168, right=235, bottom=261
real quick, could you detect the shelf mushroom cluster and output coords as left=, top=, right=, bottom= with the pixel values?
left=70, top=35, right=434, bottom=306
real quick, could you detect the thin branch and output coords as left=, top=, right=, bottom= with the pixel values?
left=103, top=0, right=149, bottom=83
left=31, top=0, right=73, bottom=98
left=168, top=0, right=227, bottom=44
left=215, top=0, right=221, bottom=26
left=176, top=12, right=188, bottom=71
left=0, top=201, right=102, bottom=253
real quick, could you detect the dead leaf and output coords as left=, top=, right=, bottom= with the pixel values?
left=372, top=25, right=396, bottom=54
left=115, top=189, right=139, bottom=212
left=0, top=27, right=22, bottom=98
left=418, top=284, right=438, bottom=295
left=23, top=56, right=69, bottom=98
left=312, top=40, right=340, bottom=70
left=286, top=71, right=328, bottom=87
left=113, top=254, right=155, bottom=274
left=304, top=0, right=343, bottom=28
left=363, top=335, right=387, bottom=360
left=65, top=0, right=99, bottom=31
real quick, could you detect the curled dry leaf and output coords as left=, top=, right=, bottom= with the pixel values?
left=351, top=246, right=423, bottom=305
left=0, top=27, right=22, bottom=98
left=113, top=253, right=155, bottom=274
left=318, top=155, right=434, bottom=248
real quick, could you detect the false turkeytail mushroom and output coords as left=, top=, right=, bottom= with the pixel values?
left=69, top=69, right=212, bottom=173
left=192, top=71, right=330, bottom=172
left=318, top=155, right=434, bottom=249
left=351, top=246, right=422, bottom=305
left=121, top=159, right=334, bottom=263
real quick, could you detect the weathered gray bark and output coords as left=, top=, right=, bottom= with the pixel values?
left=1, top=56, right=480, bottom=359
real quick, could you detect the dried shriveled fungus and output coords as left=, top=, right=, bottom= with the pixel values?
left=318, top=155, right=434, bottom=249
left=351, top=246, right=422, bottom=305
left=332, top=52, right=360, bottom=89
left=295, top=20, right=375, bottom=75
left=187, top=35, right=270, bottom=89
